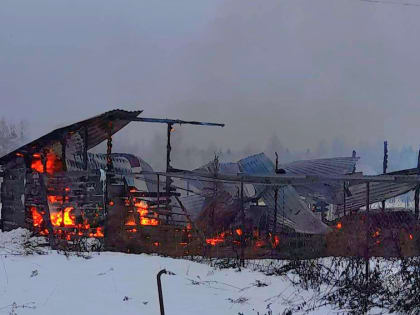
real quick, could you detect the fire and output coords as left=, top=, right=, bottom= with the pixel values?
left=50, top=207, right=75, bottom=227
left=235, top=228, right=243, bottom=236
left=31, top=152, right=63, bottom=175
left=273, top=235, right=280, bottom=248
left=125, top=215, right=136, bottom=226
left=89, top=227, right=104, bottom=238
left=30, top=207, right=44, bottom=227
left=206, top=237, right=225, bottom=246
left=31, top=159, right=44, bottom=173
left=48, top=195, right=63, bottom=203
left=30, top=205, right=104, bottom=239
left=206, top=231, right=227, bottom=246
left=255, top=240, right=266, bottom=248
left=409, top=234, right=414, bottom=240
left=140, top=217, right=159, bottom=226
left=336, top=222, right=342, bottom=229
left=134, top=201, right=159, bottom=226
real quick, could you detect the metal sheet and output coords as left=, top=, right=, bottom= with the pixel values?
left=0, top=109, right=142, bottom=164
left=281, top=156, right=359, bottom=203
left=238, top=153, right=330, bottom=234
left=178, top=194, right=206, bottom=221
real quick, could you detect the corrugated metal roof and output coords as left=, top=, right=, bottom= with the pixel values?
left=336, top=182, right=416, bottom=214
left=280, top=156, right=358, bottom=175
left=335, top=168, right=419, bottom=214
left=238, top=153, right=330, bottom=234
left=178, top=194, right=206, bottom=221
left=280, top=156, right=359, bottom=204
left=0, top=109, right=142, bottom=164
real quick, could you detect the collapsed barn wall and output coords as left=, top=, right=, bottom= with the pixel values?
left=1, top=158, right=26, bottom=231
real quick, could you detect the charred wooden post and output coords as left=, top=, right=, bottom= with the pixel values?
left=165, top=123, right=173, bottom=223
left=415, top=149, right=420, bottom=220
left=273, top=152, right=279, bottom=239
left=39, top=173, right=55, bottom=247
left=60, top=138, right=67, bottom=227
left=157, top=174, right=160, bottom=211
left=61, top=138, right=67, bottom=172
left=365, top=181, right=370, bottom=310
left=343, top=182, right=346, bottom=216
left=104, top=122, right=113, bottom=238
left=106, top=122, right=113, bottom=172
left=83, top=127, right=88, bottom=170
left=240, top=180, right=245, bottom=267
left=382, top=141, right=388, bottom=211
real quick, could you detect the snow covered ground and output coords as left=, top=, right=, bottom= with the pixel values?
left=0, top=229, right=383, bottom=315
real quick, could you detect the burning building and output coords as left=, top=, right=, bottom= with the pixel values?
left=0, top=109, right=224, bottom=253
left=1, top=109, right=419, bottom=258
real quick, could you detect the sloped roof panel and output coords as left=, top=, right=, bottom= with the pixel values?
left=0, top=109, right=142, bottom=164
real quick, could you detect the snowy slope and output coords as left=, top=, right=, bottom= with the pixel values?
left=0, top=230, right=353, bottom=315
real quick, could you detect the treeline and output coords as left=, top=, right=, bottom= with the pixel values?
left=0, top=118, right=28, bottom=157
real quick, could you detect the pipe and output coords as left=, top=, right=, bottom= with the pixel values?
left=157, top=269, right=167, bottom=315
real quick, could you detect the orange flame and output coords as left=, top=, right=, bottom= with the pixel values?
left=336, top=222, right=342, bottom=229
left=31, top=159, right=44, bottom=173
left=31, top=152, right=63, bottom=175
left=206, top=231, right=226, bottom=246
left=133, top=201, right=159, bottom=226
left=125, top=215, right=137, bottom=226
left=89, top=227, right=104, bottom=238
left=48, top=195, right=63, bottom=204
left=50, top=207, right=75, bottom=227
left=235, top=228, right=243, bottom=236
left=273, top=235, right=280, bottom=248
left=30, top=207, right=44, bottom=227
left=206, top=237, right=224, bottom=246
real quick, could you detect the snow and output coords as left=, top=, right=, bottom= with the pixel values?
left=0, top=229, right=363, bottom=315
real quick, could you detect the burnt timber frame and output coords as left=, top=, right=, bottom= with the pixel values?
left=123, top=116, right=224, bottom=224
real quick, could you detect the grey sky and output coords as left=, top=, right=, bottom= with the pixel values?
left=1, top=0, right=420, bottom=167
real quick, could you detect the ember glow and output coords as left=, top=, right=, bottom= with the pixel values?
left=134, top=200, right=159, bottom=226
left=125, top=214, right=137, bottom=226
left=89, top=227, right=104, bottom=238
left=205, top=237, right=225, bottom=246
left=273, top=235, right=280, bottom=248
left=50, top=207, right=76, bottom=227
left=31, top=152, right=63, bottom=175
left=30, top=207, right=44, bottom=227
left=124, top=200, right=159, bottom=227
left=206, top=232, right=227, bottom=246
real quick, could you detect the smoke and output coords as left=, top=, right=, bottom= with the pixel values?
left=2, top=0, right=420, bottom=173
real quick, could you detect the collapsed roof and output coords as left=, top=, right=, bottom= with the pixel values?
left=0, top=109, right=142, bottom=165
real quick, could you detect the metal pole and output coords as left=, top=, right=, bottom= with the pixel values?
left=382, top=141, right=388, bottom=211
left=157, top=269, right=167, bottom=315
